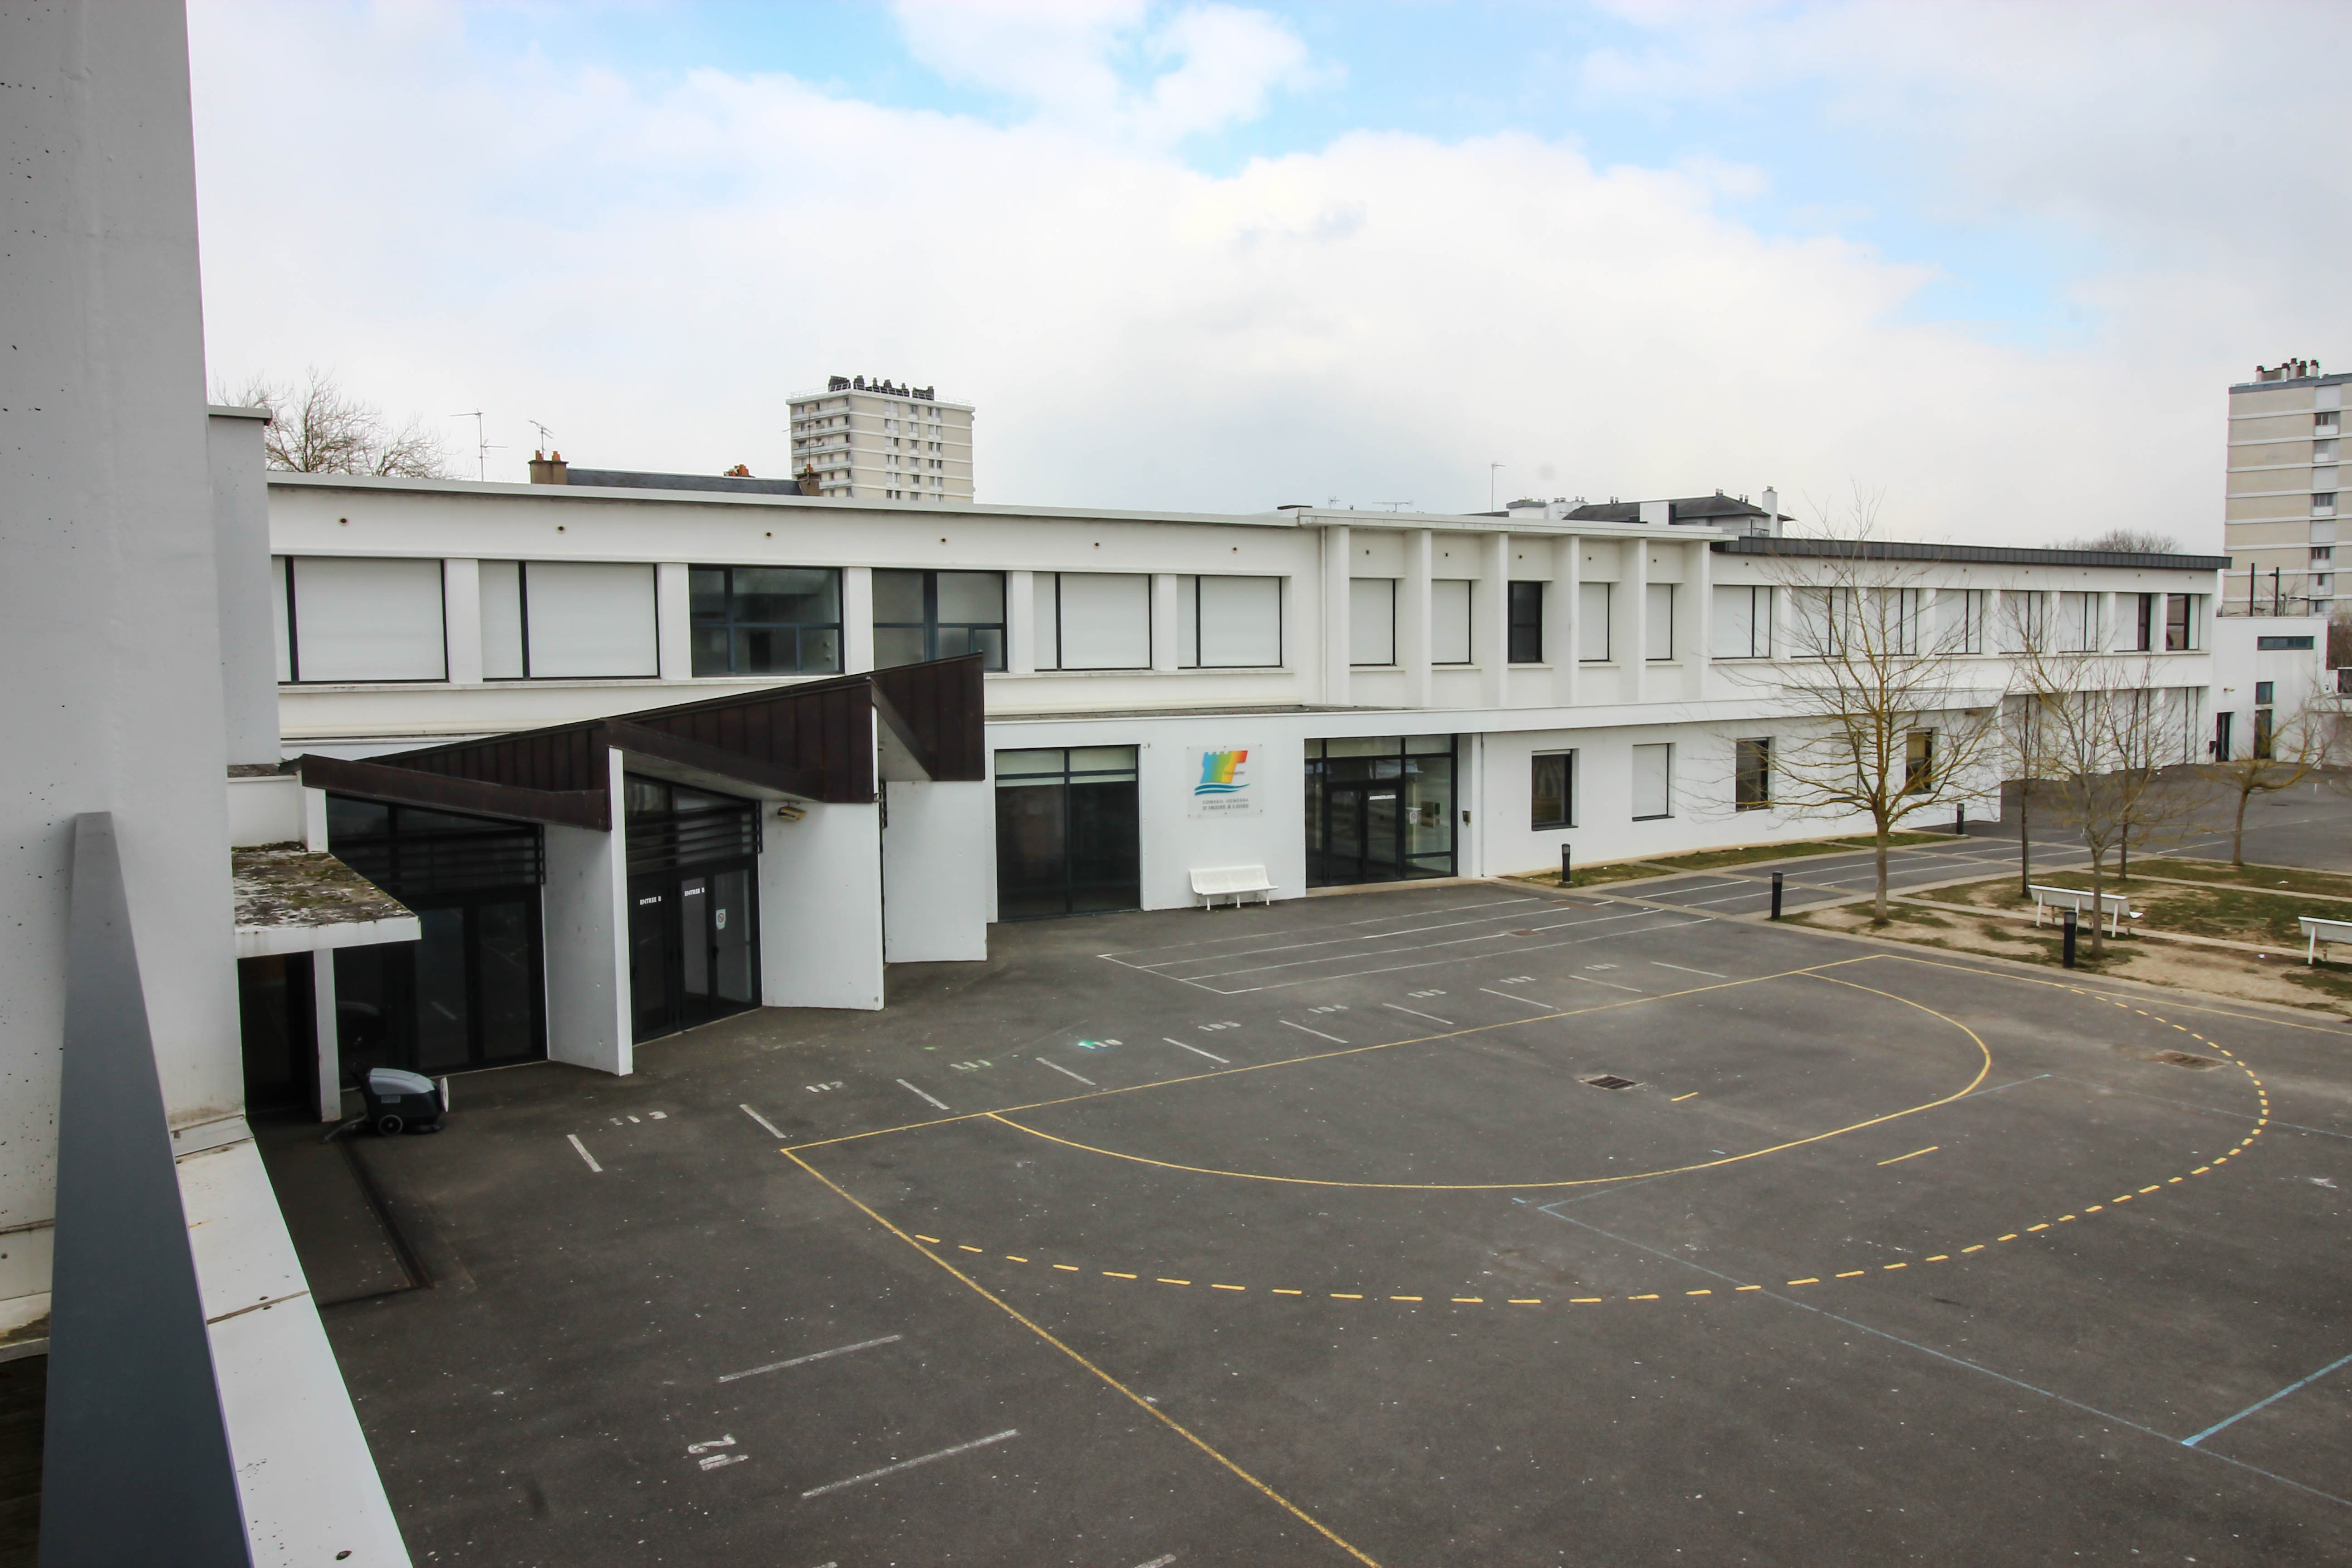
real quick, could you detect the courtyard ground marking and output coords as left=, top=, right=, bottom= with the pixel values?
left=1040, top=1060, right=1097, bottom=1087
left=719, top=1334, right=903, bottom=1384
left=1479, top=987, right=1561, bottom=1010
left=1166, top=1037, right=1231, bottom=1063
left=1382, top=1002, right=1455, bottom=1025
left=1652, top=962, right=1728, bottom=979
left=566, top=1134, right=602, bottom=1173
left=782, top=1151, right=1384, bottom=1566
left=897, top=1079, right=951, bottom=1110
left=740, top=1104, right=787, bottom=1138
left=799, top=1429, right=1019, bottom=1499
left=2182, top=1350, right=2352, bottom=1448
left=1279, top=1020, right=1348, bottom=1044
left=1156, top=906, right=1663, bottom=988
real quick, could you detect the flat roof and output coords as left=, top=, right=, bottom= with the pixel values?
left=1712, top=536, right=2232, bottom=571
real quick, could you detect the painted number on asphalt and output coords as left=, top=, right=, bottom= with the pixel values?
left=806, top=1081, right=845, bottom=1093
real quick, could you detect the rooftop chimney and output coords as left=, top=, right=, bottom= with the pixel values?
left=527, top=449, right=568, bottom=485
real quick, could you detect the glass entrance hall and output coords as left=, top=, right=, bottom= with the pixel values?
left=1305, top=735, right=1458, bottom=886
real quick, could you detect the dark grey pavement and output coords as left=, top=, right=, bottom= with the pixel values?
left=310, top=888, right=2352, bottom=1566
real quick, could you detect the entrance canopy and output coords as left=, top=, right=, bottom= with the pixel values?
left=296, top=656, right=985, bottom=829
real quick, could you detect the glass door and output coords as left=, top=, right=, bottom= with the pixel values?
left=1305, top=736, right=1457, bottom=887
left=993, top=747, right=1141, bottom=919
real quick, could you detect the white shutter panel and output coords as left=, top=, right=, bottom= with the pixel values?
left=1175, top=575, right=1200, bottom=666
left=1578, top=582, right=1611, bottom=662
left=524, top=561, right=657, bottom=677
left=291, top=556, right=446, bottom=681
left=1631, top=743, right=1672, bottom=818
left=270, top=556, right=293, bottom=681
left=1196, top=575, right=1279, bottom=666
left=479, top=560, right=524, bottom=678
left=1055, top=573, right=1151, bottom=669
left=1348, top=578, right=1396, bottom=665
left=1710, top=585, right=1752, bottom=659
left=1645, top=583, right=1675, bottom=661
left=1035, top=573, right=1063, bottom=668
left=1431, top=580, right=1472, bottom=664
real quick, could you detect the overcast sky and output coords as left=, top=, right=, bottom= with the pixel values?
left=187, top=1, right=2346, bottom=544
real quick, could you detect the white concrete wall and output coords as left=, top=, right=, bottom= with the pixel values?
left=226, top=774, right=307, bottom=848
left=542, top=749, right=632, bottom=1075
left=882, top=782, right=992, bottom=962
left=762, top=802, right=887, bottom=1009
left=2211, top=613, right=2328, bottom=749
left=210, top=408, right=281, bottom=765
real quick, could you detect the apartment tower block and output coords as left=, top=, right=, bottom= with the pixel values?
left=788, top=375, right=974, bottom=503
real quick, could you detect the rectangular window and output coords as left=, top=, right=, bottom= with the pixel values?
left=1431, top=579, right=1473, bottom=664
left=1507, top=581, right=1544, bottom=664
left=1036, top=573, right=1150, bottom=670
left=1999, top=591, right=2047, bottom=654
left=2163, top=593, right=2200, bottom=651
left=2254, top=706, right=2276, bottom=760
left=1349, top=578, right=1397, bottom=666
left=1631, top=743, right=1673, bottom=820
left=472, top=561, right=659, bottom=679
left=2058, top=590, right=2096, bottom=652
left=276, top=555, right=447, bottom=683
left=1644, top=583, right=1676, bottom=661
left=1578, top=582, right=1612, bottom=662
left=1886, top=588, right=1923, bottom=654
left=2130, top=593, right=2155, bottom=652
left=1734, top=737, right=1772, bottom=810
left=2255, top=680, right=2276, bottom=705
left=1931, top=588, right=1985, bottom=655
left=873, top=568, right=1007, bottom=670
left=2256, top=635, right=2315, bottom=650
left=1904, top=729, right=1937, bottom=794
left=1710, top=584, right=1770, bottom=659
left=2317, top=493, right=2339, bottom=511
left=1530, top=752, right=1573, bottom=829
left=1174, top=574, right=1282, bottom=667
left=2313, top=547, right=2335, bottom=563
left=688, top=565, right=842, bottom=676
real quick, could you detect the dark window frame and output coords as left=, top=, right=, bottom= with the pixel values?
left=2163, top=593, right=2197, bottom=652
left=1507, top=580, right=1544, bottom=664
left=1529, top=750, right=1573, bottom=829
left=873, top=568, right=1008, bottom=670
left=1904, top=729, right=1938, bottom=795
left=688, top=564, right=844, bottom=678
left=1734, top=737, right=1772, bottom=811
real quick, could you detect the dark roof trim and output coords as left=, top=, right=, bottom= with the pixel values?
left=1710, top=536, right=2232, bottom=571
left=298, top=753, right=611, bottom=828
left=565, top=467, right=815, bottom=497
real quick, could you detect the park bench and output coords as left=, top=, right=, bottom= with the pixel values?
left=2029, top=883, right=2134, bottom=938
left=1190, top=865, right=1276, bottom=910
left=2299, top=915, right=2352, bottom=965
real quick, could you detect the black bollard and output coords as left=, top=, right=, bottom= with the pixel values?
left=1560, top=844, right=1572, bottom=888
left=1955, top=801, right=1966, bottom=836
left=2062, top=906, right=2078, bottom=969
left=1770, top=870, right=1784, bottom=920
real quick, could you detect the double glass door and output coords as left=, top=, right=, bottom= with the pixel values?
left=333, top=892, right=545, bottom=1076
left=629, top=866, right=758, bottom=1043
left=994, top=747, right=1141, bottom=920
left=1305, top=735, right=1458, bottom=887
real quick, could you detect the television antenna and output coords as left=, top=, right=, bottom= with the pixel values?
left=449, top=410, right=501, bottom=480
left=529, top=419, right=555, bottom=456
left=1371, top=501, right=1413, bottom=512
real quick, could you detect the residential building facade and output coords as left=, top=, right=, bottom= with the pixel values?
left=786, top=376, right=975, bottom=502
left=2225, top=359, right=2344, bottom=618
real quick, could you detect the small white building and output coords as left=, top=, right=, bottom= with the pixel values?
left=255, top=469, right=2264, bottom=1094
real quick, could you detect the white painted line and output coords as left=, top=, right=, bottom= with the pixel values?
left=699, top=1452, right=748, bottom=1471
left=567, top=1134, right=603, bottom=1172
left=897, top=1079, right=951, bottom=1110
left=1651, top=962, right=1727, bottom=980
left=1165, top=1037, right=1230, bottom=1063
left=1133, top=1557, right=1179, bottom=1568
left=687, top=1434, right=737, bottom=1454
left=719, top=1334, right=905, bottom=1384
left=1040, top=1059, right=1097, bottom=1086
left=799, top=1428, right=1020, bottom=1498
left=1570, top=974, right=1644, bottom=993
left=1279, top=1019, right=1348, bottom=1043
left=740, top=1104, right=786, bottom=1139
left=1478, top=986, right=1560, bottom=1010
left=1383, top=1002, right=1456, bottom=1025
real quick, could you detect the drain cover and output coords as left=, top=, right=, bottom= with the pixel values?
left=1582, top=1074, right=1640, bottom=1091
left=2152, top=1050, right=2221, bottom=1070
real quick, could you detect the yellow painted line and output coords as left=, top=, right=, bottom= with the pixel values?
left=1836, top=1270, right=1866, bottom=1279
left=1210, top=1283, right=1245, bottom=1291
left=1332, top=1293, right=1363, bottom=1300
left=2139, top=1186, right=2161, bottom=1194
left=1877, top=1146, right=1940, bottom=1166
left=1105, top=1271, right=1137, bottom=1279
left=1736, top=1284, right=1763, bottom=1291
left=1687, top=1289, right=1712, bottom=1296
left=2058, top=1215, right=2076, bottom=1223
left=959, top=1245, right=984, bottom=1253
left=1391, top=1295, right=1423, bottom=1302
left=1629, top=1294, right=1660, bottom=1301
left=2168, top=1176, right=2184, bottom=1183
left=2085, top=1205, right=2102, bottom=1212
left=1788, top=1278, right=1820, bottom=1285
left=1053, top=1264, right=1079, bottom=1272
left=1159, top=1278, right=1191, bottom=1286
left=2193, top=1167, right=2210, bottom=1174
left=1998, top=1234, right=2018, bottom=1242
left=1451, top=1297, right=1485, bottom=1303
left=2113, top=1195, right=2133, bottom=1203
left=1509, top=1298, right=1543, bottom=1305
left=2026, top=1224, right=2048, bottom=1232
left=914, top=1235, right=941, bottom=1244
left=1272, top=1289, right=1303, bottom=1296
left=1006, top=1255, right=1029, bottom=1263
left=782, top=1152, right=1385, bottom=1568
left=1570, top=1297, right=1604, bottom=1303
left=1882, top=1263, right=1907, bottom=1270
left=1671, top=1092, right=1700, bottom=1102
left=1924, top=1255, right=1948, bottom=1262
left=1961, top=1245, right=1984, bottom=1254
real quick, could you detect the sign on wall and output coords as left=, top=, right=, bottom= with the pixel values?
left=1186, top=744, right=1264, bottom=818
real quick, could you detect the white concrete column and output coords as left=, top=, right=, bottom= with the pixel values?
left=656, top=561, right=692, bottom=680
left=443, top=558, right=483, bottom=685
left=1006, top=570, right=1037, bottom=674
left=1553, top=534, right=1581, bottom=706
left=1478, top=530, right=1509, bottom=707
left=1688, top=537, right=1714, bottom=698
left=1625, top=538, right=1651, bottom=704
left=843, top=566, right=875, bottom=673
left=311, top=950, right=341, bottom=1122
left=763, top=800, right=885, bottom=1009
left=1151, top=573, right=1181, bottom=673
left=882, top=781, right=991, bottom=962
left=1322, top=523, right=1351, bottom=706
left=1401, top=529, right=1434, bottom=707
left=543, top=747, right=632, bottom=1076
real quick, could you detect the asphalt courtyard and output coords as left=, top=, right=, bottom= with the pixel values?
left=320, top=884, right=2352, bottom=1566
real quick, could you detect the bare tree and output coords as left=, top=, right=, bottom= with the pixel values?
left=1741, top=525, right=2003, bottom=922
left=216, top=368, right=450, bottom=478
left=2009, top=631, right=2201, bottom=960
left=2064, top=528, right=2184, bottom=555
left=2201, top=677, right=2344, bottom=864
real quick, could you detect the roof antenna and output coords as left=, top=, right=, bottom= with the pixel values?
left=529, top=419, right=554, bottom=457
left=450, top=410, right=500, bottom=481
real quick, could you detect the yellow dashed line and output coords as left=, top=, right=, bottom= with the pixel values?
left=1923, top=1254, right=1948, bottom=1262
left=1509, top=1298, right=1544, bottom=1305
left=915, top=1234, right=941, bottom=1244
left=1962, top=1245, right=1984, bottom=1254
left=1391, top=1295, right=1423, bottom=1302
left=1629, top=1294, right=1660, bottom=1301
left=1687, top=1289, right=1712, bottom=1296
left=1836, top=1270, right=1866, bottom=1278
left=1006, top=1255, right=1029, bottom=1263
left=1788, top=1278, right=1820, bottom=1285
left=1331, top=1293, right=1363, bottom=1300
left=1570, top=1297, right=1604, bottom=1304
left=959, top=1245, right=984, bottom=1253
left=1211, top=1283, right=1245, bottom=1292
left=1105, top=1271, right=1137, bottom=1279
left=1159, top=1278, right=1191, bottom=1286
left=1452, top=1297, right=1485, bottom=1303
left=2026, top=1224, right=2048, bottom=1233
left=1272, top=1288, right=1302, bottom=1296
left=1883, top=1263, right=1907, bottom=1270
left=1736, top=1284, right=1763, bottom=1291
left=1053, top=1264, right=1079, bottom=1272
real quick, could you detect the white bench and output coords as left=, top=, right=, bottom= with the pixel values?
left=2300, top=915, right=2352, bottom=965
left=1191, top=865, right=1275, bottom=909
left=2029, top=883, right=2134, bottom=937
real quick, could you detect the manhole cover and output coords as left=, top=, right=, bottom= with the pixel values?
left=1582, top=1074, right=1640, bottom=1091
left=2153, top=1050, right=2221, bottom=1069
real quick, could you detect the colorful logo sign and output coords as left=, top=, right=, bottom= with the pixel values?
left=1196, top=750, right=1249, bottom=795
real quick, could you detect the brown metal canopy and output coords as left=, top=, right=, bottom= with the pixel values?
left=298, top=655, right=985, bottom=829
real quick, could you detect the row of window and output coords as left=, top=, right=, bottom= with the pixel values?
left=1526, top=731, right=1936, bottom=828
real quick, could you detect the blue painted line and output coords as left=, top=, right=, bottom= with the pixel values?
left=2183, top=1350, right=2352, bottom=1448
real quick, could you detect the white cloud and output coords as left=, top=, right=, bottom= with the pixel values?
left=184, top=1, right=2336, bottom=548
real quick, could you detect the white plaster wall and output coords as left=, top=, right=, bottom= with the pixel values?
left=210, top=409, right=281, bottom=765
left=2211, top=613, right=2328, bottom=746
left=881, top=781, right=992, bottom=962
left=226, top=774, right=306, bottom=848
left=762, top=802, right=886, bottom=1009
left=542, top=749, right=631, bottom=1076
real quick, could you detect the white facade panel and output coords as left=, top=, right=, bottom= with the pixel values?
left=479, top=559, right=524, bottom=678
left=1645, top=583, right=1676, bottom=661
left=1431, top=579, right=1472, bottom=665
left=762, top=802, right=885, bottom=1009
left=289, top=556, right=446, bottom=682
left=1350, top=578, right=1397, bottom=665
left=1578, top=582, right=1612, bottom=661
left=881, top=781, right=991, bottom=962
left=524, top=561, right=657, bottom=678
left=1196, top=574, right=1282, bottom=667
left=1049, top=571, right=1152, bottom=670
left=1632, top=742, right=1673, bottom=818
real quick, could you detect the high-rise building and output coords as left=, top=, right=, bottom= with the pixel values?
left=787, top=375, right=974, bottom=503
left=2225, top=358, right=2342, bottom=618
